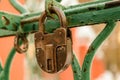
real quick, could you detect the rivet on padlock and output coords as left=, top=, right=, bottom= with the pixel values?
left=35, top=6, right=73, bottom=73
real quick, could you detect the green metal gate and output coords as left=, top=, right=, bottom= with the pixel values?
left=0, top=0, right=120, bottom=80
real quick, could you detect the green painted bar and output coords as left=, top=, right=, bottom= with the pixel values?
left=0, top=0, right=119, bottom=80
left=72, top=54, right=82, bottom=80
left=0, top=62, right=2, bottom=72
left=0, top=12, right=21, bottom=31
left=3, top=48, right=16, bottom=80
left=82, top=21, right=116, bottom=80
left=22, top=6, right=120, bottom=33
left=56, top=0, right=62, bottom=2
left=67, top=0, right=112, bottom=9
left=9, top=0, right=28, bottom=13
left=0, top=0, right=120, bottom=37
left=22, top=0, right=113, bottom=18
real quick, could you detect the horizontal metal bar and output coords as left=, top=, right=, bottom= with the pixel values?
left=0, top=11, right=21, bottom=31
left=0, top=29, right=16, bottom=37
left=0, top=0, right=120, bottom=37
left=64, top=0, right=120, bottom=15
left=22, top=0, right=114, bottom=19
left=21, top=0, right=114, bottom=23
left=22, top=5, right=120, bottom=33
left=21, top=0, right=120, bottom=30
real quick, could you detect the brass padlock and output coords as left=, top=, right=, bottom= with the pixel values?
left=35, top=6, right=73, bottom=73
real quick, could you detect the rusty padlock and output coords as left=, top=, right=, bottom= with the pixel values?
left=35, top=6, right=73, bottom=73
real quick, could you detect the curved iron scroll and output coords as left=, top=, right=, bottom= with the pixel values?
left=82, top=21, right=116, bottom=80
left=9, top=0, right=28, bottom=14
left=70, top=21, right=116, bottom=80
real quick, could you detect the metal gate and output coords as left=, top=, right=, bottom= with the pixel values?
left=0, top=0, right=120, bottom=80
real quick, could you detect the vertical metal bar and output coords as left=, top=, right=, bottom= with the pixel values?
left=72, top=54, right=82, bottom=80
left=3, top=48, right=16, bottom=80
left=82, top=21, right=116, bottom=80
left=0, top=62, right=3, bottom=73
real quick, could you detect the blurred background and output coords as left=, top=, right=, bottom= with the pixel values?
left=1, top=0, right=120, bottom=80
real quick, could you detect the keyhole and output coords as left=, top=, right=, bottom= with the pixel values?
left=47, top=59, right=52, bottom=71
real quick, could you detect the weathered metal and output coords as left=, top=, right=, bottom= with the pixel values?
left=82, top=21, right=116, bottom=80
left=0, top=48, right=16, bottom=80
left=14, top=33, right=28, bottom=53
left=0, top=0, right=119, bottom=80
left=72, top=54, right=81, bottom=80
left=45, top=0, right=65, bottom=17
left=0, top=0, right=120, bottom=37
left=35, top=6, right=72, bottom=73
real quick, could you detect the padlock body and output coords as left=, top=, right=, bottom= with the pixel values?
left=35, top=28, right=72, bottom=73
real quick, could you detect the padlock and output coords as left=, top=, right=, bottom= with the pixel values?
left=35, top=6, right=73, bottom=73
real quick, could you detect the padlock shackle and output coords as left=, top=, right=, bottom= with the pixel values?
left=39, top=6, right=67, bottom=33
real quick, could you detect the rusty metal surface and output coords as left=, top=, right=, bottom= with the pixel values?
left=35, top=6, right=72, bottom=73
left=14, top=34, right=28, bottom=53
left=0, top=0, right=119, bottom=80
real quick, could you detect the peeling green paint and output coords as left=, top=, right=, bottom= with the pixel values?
left=0, top=12, right=21, bottom=31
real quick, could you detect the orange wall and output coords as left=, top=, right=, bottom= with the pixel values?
left=0, top=0, right=25, bottom=80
